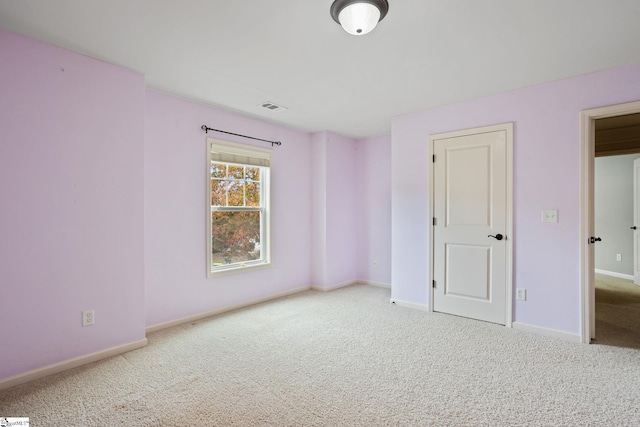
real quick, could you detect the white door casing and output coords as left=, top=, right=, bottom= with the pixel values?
left=431, top=123, right=513, bottom=325
left=580, top=100, right=640, bottom=343
left=633, top=158, right=640, bottom=286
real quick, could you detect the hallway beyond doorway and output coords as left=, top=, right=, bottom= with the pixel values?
left=595, top=273, right=640, bottom=348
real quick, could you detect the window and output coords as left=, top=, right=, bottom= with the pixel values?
left=207, top=138, right=271, bottom=276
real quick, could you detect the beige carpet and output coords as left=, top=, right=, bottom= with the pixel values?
left=595, top=273, right=640, bottom=349
left=1, top=283, right=640, bottom=426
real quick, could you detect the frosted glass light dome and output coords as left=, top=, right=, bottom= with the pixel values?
left=339, top=3, right=381, bottom=35
left=330, top=0, right=389, bottom=36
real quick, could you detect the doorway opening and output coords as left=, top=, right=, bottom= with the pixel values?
left=593, top=115, right=640, bottom=347
left=580, top=102, right=640, bottom=344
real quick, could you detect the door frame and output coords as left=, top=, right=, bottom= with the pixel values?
left=580, top=100, right=640, bottom=344
left=634, top=158, right=640, bottom=286
left=429, top=123, right=514, bottom=327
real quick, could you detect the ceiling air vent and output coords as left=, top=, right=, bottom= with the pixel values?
left=259, top=101, right=288, bottom=112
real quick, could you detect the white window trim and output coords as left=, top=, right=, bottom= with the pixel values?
left=206, top=138, right=271, bottom=278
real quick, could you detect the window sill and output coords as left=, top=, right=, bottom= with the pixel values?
left=207, top=261, right=271, bottom=278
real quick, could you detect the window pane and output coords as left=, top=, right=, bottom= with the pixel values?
left=246, top=182, right=260, bottom=207
left=211, top=162, right=226, bottom=178
left=227, top=181, right=244, bottom=206
left=228, top=165, right=244, bottom=179
left=211, top=180, right=226, bottom=206
left=211, top=211, right=261, bottom=267
left=246, top=167, right=260, bottom=181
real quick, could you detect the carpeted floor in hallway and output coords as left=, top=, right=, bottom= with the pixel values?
left=595, top=272, right=640, bottom=349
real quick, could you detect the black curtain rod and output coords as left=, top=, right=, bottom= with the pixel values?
left=201, top=125, right=282, bottom=147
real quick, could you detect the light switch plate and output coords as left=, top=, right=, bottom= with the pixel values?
left=542, top=210, right=558, bottom=223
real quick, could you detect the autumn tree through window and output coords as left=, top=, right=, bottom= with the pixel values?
left=207, top=139, right=270, bottom=276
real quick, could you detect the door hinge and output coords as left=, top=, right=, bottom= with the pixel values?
left=433, top=217, right=436, bottom=226
left=432, top=154, right=436, bottom=162
left=432, top=280, right=436, bottom=288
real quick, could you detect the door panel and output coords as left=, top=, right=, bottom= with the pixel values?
left=433, top=125, right=511, bottom=325
left=634, top=158, right=640, bottom=286
left=446, top=146, right=491, bottom=227
left=445, top=244, right=491, bottom=300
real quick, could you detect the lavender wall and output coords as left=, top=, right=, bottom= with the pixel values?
left=144, top=90, right=313, bottom=327
left=310, top=132, right=328, bottom=287
left=392, top=62, right=640, bottom=334
left=0, top=30, right=146, bottom=380
left=356, top=135, right=392, bottom=285
left=310, top=132, right=359, bottom=289
left=325, top=133, right=358, bottom=287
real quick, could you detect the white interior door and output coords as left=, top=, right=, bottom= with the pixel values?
left=633, top=158, right=640, bottom=286
left=432, top=124, right=512, bottom=325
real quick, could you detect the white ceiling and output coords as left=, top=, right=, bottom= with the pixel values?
left=1, top=0, right=639, bottom=138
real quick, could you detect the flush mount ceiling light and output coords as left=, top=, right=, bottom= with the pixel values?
left=330, top=0, right=389, bottom=36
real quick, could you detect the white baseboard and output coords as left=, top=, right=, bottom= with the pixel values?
left=311, top=280, right=357, bottom=292
left=389, top=298, right=430, bottom=312
left=594, top=269, right=634, bottom=281
left=310, top=279, right=391, bottom=292
left=358, top=280, right=391, bottom=289
left=146, top=285, right=310, bottom=333
left=512, top=322, right=581, bottom=343
left=0, top=338, right=148, bottom=391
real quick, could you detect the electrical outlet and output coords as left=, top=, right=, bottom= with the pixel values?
left=274, top=269, right=280, bottom=278
left=82, top=310, right=95, bottom=327
left=516, top=289, right=526, bottom=301
left=616, top=254, right=622, bottom=262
